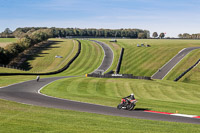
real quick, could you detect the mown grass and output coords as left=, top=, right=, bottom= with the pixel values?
left=181, top=64, right=200, bottom=85
left=0, top=99, right=200, bottom=133
left=28, top=38, right=79, bottom=73
left=0, top=38, right=17, bottom=48
left=42, top=77, right=200, bottom=116
left=0, top=75, right=35, bottom=87
left=97, top=39, right=200, bottom=77
left=56, top=40, right=104, bottom=76
left=165, top=49, right=200, bottom=83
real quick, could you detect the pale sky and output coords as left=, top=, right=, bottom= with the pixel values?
left=1, top=0, right=200, bottom=37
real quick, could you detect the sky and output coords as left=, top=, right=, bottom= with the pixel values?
left=1, top=0, right=200, bottom=37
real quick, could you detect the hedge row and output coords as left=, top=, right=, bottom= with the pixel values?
left=0, top=29, right=52, bottom=65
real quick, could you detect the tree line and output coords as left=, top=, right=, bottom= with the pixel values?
left=178, top=33, right=200, bottom=39
left=1, top=27, right=151, bottom=39
left=12, top=27, right=150, bottom=38
left=0, top=29, right=52, bottom=65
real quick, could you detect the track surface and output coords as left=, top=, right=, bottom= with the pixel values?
left=91, top=40, right=114, bottom=73
left=152, top=47, right=200, bottom=79
left=0, top=42, right=199, bottom=124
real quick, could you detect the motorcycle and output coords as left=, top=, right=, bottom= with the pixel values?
left=117, top=98, right=137, bottom=110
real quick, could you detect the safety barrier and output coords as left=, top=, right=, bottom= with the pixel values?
left=174, top=59, right=200, bottom=81
left=0, top=40, right=81, bottom=76
left=116, top=48, right=124, bottom=74
left=87, top=73, right=152, bottom=80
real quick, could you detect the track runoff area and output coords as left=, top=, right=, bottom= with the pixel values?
left=0, top=41, right=199, bottom=125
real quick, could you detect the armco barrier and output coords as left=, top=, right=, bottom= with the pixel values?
left=174, top=59, right=200, bottom=81
left=116, top=48, right=124, bottom=74
left=87, top=73, right=152, bottom=80
left=0, top=40, right=81, bottom=76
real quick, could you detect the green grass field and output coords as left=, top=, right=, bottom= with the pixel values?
left=55, top=39, right=104, bottom=76
left=0, top=99, right=199, bottom=133
left=180, top=64, right=200, bottom=85
left=0, top=38, right=17, bottom=47
left=42, top=77, right=200, bottom=116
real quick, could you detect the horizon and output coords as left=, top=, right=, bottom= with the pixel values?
left=1, top=0, right=200, bottom=37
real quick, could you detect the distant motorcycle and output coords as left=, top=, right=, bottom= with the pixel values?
left=117, top=98, right=137, bottom=110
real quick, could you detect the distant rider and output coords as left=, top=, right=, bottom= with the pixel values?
left=36, top=75, right=40, bottom=82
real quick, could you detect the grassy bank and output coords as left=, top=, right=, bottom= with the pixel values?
left=56, top=40, right=104, bottom=76
left=0, top=99, right=199, bottom=133
left=28, top=39, right=79, bottom=73
left=42, top=77, right=200, bottom=116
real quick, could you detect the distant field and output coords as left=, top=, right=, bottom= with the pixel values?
left=42, top=77, right=200, bottom=116
left=98, top=39, right=200, bottom=77
left=0, top=38, right=17, bottom=47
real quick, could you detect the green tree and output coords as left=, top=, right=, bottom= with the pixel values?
left=138, top=33, right=146, bottom=39
left=178, top=34, right=183, bottom=38
left=152, top=32, right=158, bottom=38
left=159, top=33, right=165, bottom=39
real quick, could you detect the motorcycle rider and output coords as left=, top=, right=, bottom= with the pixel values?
left=123, top=93, right=135, bottom=102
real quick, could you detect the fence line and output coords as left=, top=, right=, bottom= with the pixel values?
left=116, top=48, right=124, bottom=74
left=87, top=73, right=151, bottom=80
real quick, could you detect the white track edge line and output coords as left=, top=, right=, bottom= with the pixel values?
left=151, top=48, right=186, bottom=78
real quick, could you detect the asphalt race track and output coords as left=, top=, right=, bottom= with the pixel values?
left=152, top=47, right=200, bottom=79
left=91, top=40, right=114, bottom=74
left=0, top=42, right=199, bottom=124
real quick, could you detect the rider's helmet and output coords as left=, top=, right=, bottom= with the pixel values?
left=130, top=93, right=135, bottom=100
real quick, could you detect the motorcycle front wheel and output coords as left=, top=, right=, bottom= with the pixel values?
left=127, top=103, right=135, bottom=111
left=117, top=104, right=122, bottom=109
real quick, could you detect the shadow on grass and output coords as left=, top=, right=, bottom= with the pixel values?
left=19, top=40, right=63, bottom=71
left=134, top=108, right=151, bottom=111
